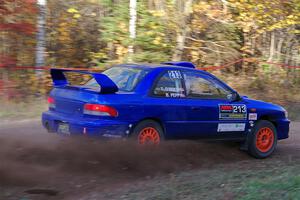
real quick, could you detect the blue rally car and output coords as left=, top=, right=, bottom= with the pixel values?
left=42, top=61, right=290, bottom=158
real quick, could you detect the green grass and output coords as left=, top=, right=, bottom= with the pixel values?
left=237, top=169, right=300, bottom=200
left=98, top=159, right=300, bottom=200
left=0, top=98, right=47, bottom=121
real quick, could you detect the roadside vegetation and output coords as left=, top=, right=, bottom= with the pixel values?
left=1, top=0, right=300, bottom=101
left=101, top=163, right=300, bottom=200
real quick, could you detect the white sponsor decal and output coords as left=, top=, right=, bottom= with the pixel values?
left=249, top=113, right=257, bottom=120
left=102, top=134, right=122, bottom=138
left=217, top=123, right=246, bottom=132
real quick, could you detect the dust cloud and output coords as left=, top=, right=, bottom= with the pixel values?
left=0, top=132, right=248, bottom=187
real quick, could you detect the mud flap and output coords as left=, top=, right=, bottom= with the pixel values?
left=240, top=128, right=253, bottom=151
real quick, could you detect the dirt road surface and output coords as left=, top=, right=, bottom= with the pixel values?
left=0, top=120, right=299, bottom=200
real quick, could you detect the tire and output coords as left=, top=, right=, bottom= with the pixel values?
left=132, top=120, right=164, bottom=145
left=247, top=120, right=277, bottom=158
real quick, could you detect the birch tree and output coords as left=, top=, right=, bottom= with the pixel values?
left=172, top=0, right=193, bottom=61
left=35, top=0, right=46, bottom=75
left=128, top=0, right=137, bottom=62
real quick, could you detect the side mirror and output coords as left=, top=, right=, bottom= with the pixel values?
left=228, top=92, right=241, bottom=102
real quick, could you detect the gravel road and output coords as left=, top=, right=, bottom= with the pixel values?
left=0, top=120, right=299, bottom=200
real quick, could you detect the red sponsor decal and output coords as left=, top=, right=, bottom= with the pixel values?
left=220, top=105, right=233, bottom=111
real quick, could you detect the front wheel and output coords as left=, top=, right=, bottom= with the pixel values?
left=247, top=120, right=277, bottom=158
left=132, top=120, right=164, bottom=145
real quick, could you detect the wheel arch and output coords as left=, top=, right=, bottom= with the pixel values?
left=258, top=115, right=278, bottom=129
left=132, top=117, right=165, bottom=135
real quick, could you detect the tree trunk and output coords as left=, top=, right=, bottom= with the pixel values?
left=172, top=0, right=193, bottom=61
left=251, top=37, right=256, bottom=55
left=108, top=42, right=114, bottom=60
left=128, top=0, right=137, bottom=62
left=35, top=0, right=47, bottom=76
left=172, top=30, right=187, bottom=61
left=220, top=0, right=228, bottom=14
left=267, top=31, right=275, bottom=62
left=261, top=32, right=267, bottom=56
left=276, top=37, right=283, bottom=61
left=284, top=34, right=294, bottom=65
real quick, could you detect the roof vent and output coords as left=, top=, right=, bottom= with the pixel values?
left=161, top=61, right=196, bottom=69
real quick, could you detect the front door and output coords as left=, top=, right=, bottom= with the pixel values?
left=181, top=70, right=248, bottom=138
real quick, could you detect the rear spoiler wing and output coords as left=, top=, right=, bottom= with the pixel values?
left=50, top=69, right=118, bottom=94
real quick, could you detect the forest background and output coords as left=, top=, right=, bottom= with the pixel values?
left=1, top=0, right=300, bottom=120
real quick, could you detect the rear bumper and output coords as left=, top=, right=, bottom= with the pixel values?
left=42, top=111, right=131, bottom=138
left=276, top=118, right=290, bottom=140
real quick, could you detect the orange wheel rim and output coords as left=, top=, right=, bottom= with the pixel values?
left=138, top=127, right=160, bottom=145
left=256, top=127, right=274, bottom=153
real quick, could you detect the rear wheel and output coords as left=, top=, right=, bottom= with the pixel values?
left=132, top=120, right=163, bottom=145
left=247, top=120, right=277, bottom=158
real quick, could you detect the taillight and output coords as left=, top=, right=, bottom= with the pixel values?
left=47, top=96, right=55, bottom=109
left=83, top=104, right=118, bottom=117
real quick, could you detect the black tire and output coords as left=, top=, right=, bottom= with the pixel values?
left=247, top=120, right=277, bottom=159
left=132, top=120, right=164, bottom=145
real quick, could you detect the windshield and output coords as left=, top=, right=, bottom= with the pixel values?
left=85, top=66, right=150, bottom=92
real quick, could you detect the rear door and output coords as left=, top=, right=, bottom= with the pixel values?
left=143, top=69, right=189, bottom=138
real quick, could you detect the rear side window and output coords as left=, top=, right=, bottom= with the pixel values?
left=85, top=67, right=150, bottom=92
left=152, top=70, right=185, bottom=98
left=183, top=71, right=231, bottom=99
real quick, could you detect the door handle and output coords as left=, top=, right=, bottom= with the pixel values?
left=191, top=107, right=201, bottom=111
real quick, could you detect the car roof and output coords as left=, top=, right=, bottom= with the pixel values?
left=112, top=63, right=236, bottom=94
left=115, top=63, right=212, bottom=76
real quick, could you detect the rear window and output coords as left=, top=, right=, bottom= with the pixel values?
left=85, top=67, right=150, bottom=92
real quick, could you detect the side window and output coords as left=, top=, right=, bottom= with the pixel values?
left=183, top=71, right=231, bottom=99
left=153, top=70, right=185, bottom=98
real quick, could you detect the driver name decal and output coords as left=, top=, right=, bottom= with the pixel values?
left=219, top=104, right=247, bottom=120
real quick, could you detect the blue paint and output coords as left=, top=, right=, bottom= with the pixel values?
left=50, top=69, right=118, bottom=93
left=43, top=64, right=289, bottom=141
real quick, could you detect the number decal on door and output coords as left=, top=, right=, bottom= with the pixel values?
left=232, top=105, right=246, bottom=113
left=219, top=104, right=247, bottom=120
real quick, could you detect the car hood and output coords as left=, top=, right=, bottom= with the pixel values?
left=242, top=97, right=286, bottom=113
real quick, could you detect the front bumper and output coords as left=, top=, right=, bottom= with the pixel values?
left=276, top=118, right=290, bottom=140
left=42, top=111, right=131, bottom=138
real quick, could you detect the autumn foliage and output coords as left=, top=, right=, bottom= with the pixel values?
left=0, top=0, right=300, bottom=103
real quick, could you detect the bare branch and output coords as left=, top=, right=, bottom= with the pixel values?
left=184, top=46, right=231, bottom=54
left=186, top=37, right=228, bottom=48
